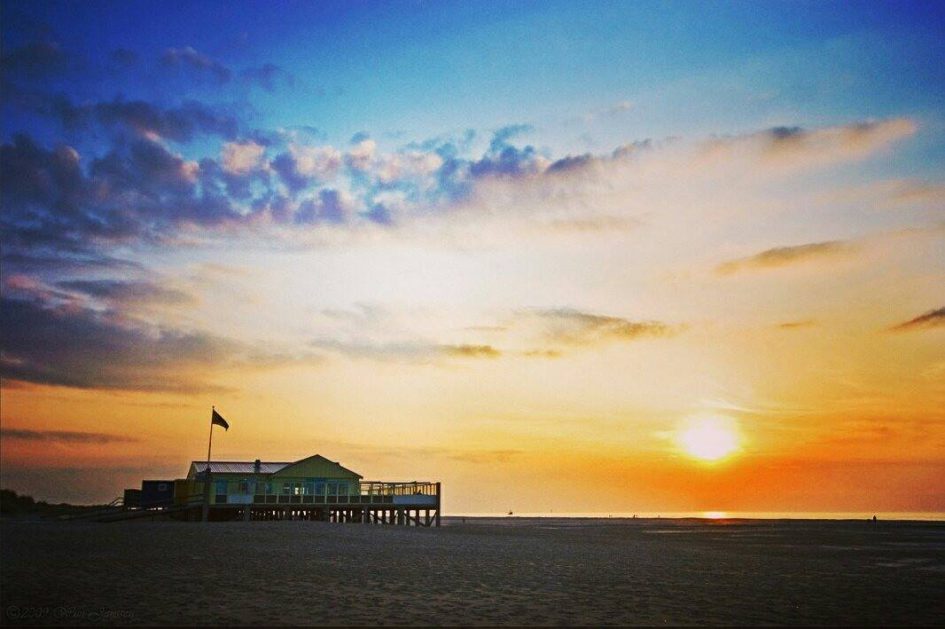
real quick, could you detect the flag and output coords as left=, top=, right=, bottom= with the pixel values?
left=211, top=409, right=229, bottom=431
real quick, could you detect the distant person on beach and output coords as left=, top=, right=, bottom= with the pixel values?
left=872, top=515, right=877, bottom=522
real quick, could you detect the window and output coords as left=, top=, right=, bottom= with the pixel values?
left=239, top=479, right=249, bottom=494
left=314, top=482, right=325, bottom=496
left=337, top=482, right=348, bottom=496
left=215, top=480, right=228, bottom=495
left=282, top=482, right=291, bottom=495
left=327, top=482, right=337, bottom=496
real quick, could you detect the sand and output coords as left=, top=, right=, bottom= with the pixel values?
left=2, top=516, right=943, bottom=626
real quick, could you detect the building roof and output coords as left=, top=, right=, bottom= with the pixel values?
left=190, top=461, right=291, bottom=474
left=188, top=455, right=363, bottom=478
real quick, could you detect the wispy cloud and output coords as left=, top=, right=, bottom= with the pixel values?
left=161, top=46, right=231, bottom=82
left=529, top=309, right=677, bottom=347
left=716, top=240, right=854, bottom=275
left=311, top=339, right=501, bottom=363
left=777, top=320, right=816, bottom=330
left=56, top=279, right=194, bottom=307
left=0, top=429, right=138, bottom=444
left=442, top=344, right=501, bottom=359
left=888, top=307, right=945, bottom=332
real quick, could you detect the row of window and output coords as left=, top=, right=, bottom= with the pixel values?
left=215, top=479, right=352, bottom=496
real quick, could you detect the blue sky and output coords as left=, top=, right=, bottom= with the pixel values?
left=2, top=1, right=944, bottom=509
left=5, top=0, right=945, bottom=150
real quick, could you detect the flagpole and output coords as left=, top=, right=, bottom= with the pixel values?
left=207, top=405, right=215, bottom=471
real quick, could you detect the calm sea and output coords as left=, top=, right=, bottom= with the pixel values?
left=448, top=511, right=945, bottom=521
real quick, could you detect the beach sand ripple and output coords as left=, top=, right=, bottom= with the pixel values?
left=2, top=517, right=943, bottom=625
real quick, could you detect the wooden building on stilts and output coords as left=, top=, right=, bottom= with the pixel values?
left=168, top=454, right=440, bottom=525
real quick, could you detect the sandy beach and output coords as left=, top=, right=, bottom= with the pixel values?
left=1, top=517, right=943, bottom=626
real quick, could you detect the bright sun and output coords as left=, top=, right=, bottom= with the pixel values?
left=678, top=416, right=740, bottom=462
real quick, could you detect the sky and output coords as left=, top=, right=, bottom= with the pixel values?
left=1, top=0, right=943, bottom=512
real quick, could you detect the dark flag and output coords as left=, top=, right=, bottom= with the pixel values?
left=211, top=409, right=229, bottom=431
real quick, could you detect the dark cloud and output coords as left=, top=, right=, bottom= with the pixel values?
left=0, top=134, right=84, bottom=215
left=462, top=124, right=540, bottom=177
left=161, top=46, right=231, bottom=82
left=56, top=279, right=194, bottom=306
left=547, top=153, right=594, bottom=173
left=889, top=307, right=945, bottom=332
left=271, top=152, right=312, bottom=193
left=469, top=144, right=543, bottom=179
left=768, top=126, right=804, bottom=140
left=0, top=41, right=68, bottom=78
left=0, top=296, right=242, bottom=392
left=363, top=203, right=393, bottom=225
left=0, top=250, right=142, bottom=275
left=489, top=124, right=532, bottom=153
left=96, top=98, right=239, bottom=142
left=0, top=429, right=138, bottom=444
left=716, top=240, right=853, bottom=275
left=43, top=97, right=240, bottom=142
left=295, top=188, right=347, bottom=224
left=533, top=309, right=676, bottom=346
left=467, top=124, right=544, bottom=179
left=0, top=133, right=249, bottom=265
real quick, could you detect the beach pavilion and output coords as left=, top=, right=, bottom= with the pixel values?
left=170, top=453, right=441, bottom=525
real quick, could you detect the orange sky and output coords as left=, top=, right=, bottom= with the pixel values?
left=2, top=3, right=944, bottom=512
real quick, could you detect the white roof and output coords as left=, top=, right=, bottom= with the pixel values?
left=190, top=461, right=291, bottom=474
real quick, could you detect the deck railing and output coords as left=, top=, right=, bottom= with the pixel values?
left=177, top=480, right=438, bottom=506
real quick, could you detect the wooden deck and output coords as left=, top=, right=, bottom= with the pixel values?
left=189, top=480, right=442, bottom=525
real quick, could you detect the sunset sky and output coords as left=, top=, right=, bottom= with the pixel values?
left=2, top=1, right=943, bottom=512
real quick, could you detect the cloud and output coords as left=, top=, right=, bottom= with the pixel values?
left=0, top=41, right=69, bottom=78
left=702, top=119, right=917, bottom=173
left=522, top=349, right=564, bottom=359
left=272, top=144, right=342, bottom=191
left=161, top=46, right=231, bottom=82
left=28, top=95, right=240, bottom=142
left=89, top=98, right=239, bottom=142
left=777, top=320, right=816, bottom=330
left=311, top=339, right=501, bottom=363
left=0, top=295, right=245, bottom=392
left=442, top=344, right=501, bottom=359
left=0, top=429, right=138, bottom=444
left=345, top=138, right=377, bottom=171
left=55, top=279, right=194, bottom=307
left=0, top=134, right=246, bottom=262
left=0, top=117, right=922, bottom=274
left=529, top=309, right=677, bottom=347
left=295, top=188, right=353, bottom=224
left=888, top=307, right=945, bottom=332
left=221, top=140, right=266, bottom=174
left=716, top=240, right=854, bottom=275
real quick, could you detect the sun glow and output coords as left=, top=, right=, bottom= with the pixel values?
left=678, top=416, right=740, bottom=462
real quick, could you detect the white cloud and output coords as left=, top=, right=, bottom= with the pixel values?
left=221, top=141, right=266, bottom=174
left=290, top=143, right=342, bottom=179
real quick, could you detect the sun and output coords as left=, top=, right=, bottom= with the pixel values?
left=677, top=415, right=740, bottom=462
